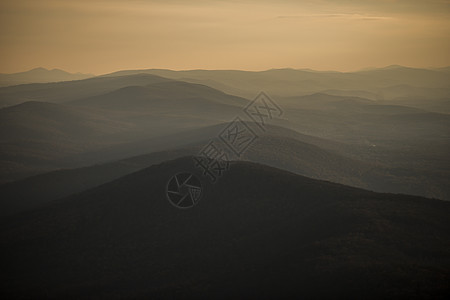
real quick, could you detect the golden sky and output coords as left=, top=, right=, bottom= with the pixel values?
left=0, top=0, right=449, bottom=74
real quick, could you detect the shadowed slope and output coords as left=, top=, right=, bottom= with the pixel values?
left=1, top=157, right=449, bottom=299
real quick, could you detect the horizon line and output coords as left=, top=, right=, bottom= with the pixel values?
left=2, top=64, right=450, bottom=76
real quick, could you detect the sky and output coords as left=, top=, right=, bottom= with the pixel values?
left=0, top=0, right=449, bottom=74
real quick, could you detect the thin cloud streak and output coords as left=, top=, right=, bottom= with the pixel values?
left=276, top=14, right=394, bottom=21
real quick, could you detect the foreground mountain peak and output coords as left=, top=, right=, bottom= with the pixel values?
left=2, top=156, right=449, bottom=298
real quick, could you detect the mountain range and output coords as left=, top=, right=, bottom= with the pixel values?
left=103, top=66, right=450, bottom=101
left=1, top=65, right=449, bottom=298
left=0, top=76, right=249, bottom=182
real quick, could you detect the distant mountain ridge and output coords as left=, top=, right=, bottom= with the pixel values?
left=0, top=67, right=93, bottom=87
left=102, top=66, right=450, bottom=99
left=2, top=66, right=449, bottom=108
left=0, top=73, right=173, bottom=108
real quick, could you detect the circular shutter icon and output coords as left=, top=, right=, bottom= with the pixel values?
left=166, top=173, right=202, bottom=209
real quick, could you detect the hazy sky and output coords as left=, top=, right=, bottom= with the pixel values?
left=0, top=0, right=449, bottom=74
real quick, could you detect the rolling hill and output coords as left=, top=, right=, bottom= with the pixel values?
left=2, top=157, right=449, bottom=298
left=0, top=73, right=173, bottom=108
left=70, top=80, right=247, bottom=109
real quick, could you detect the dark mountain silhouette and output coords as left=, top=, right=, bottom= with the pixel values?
left=0, top=67, right=93, bottom=87
left=2, top=157, right=449, bottom=299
